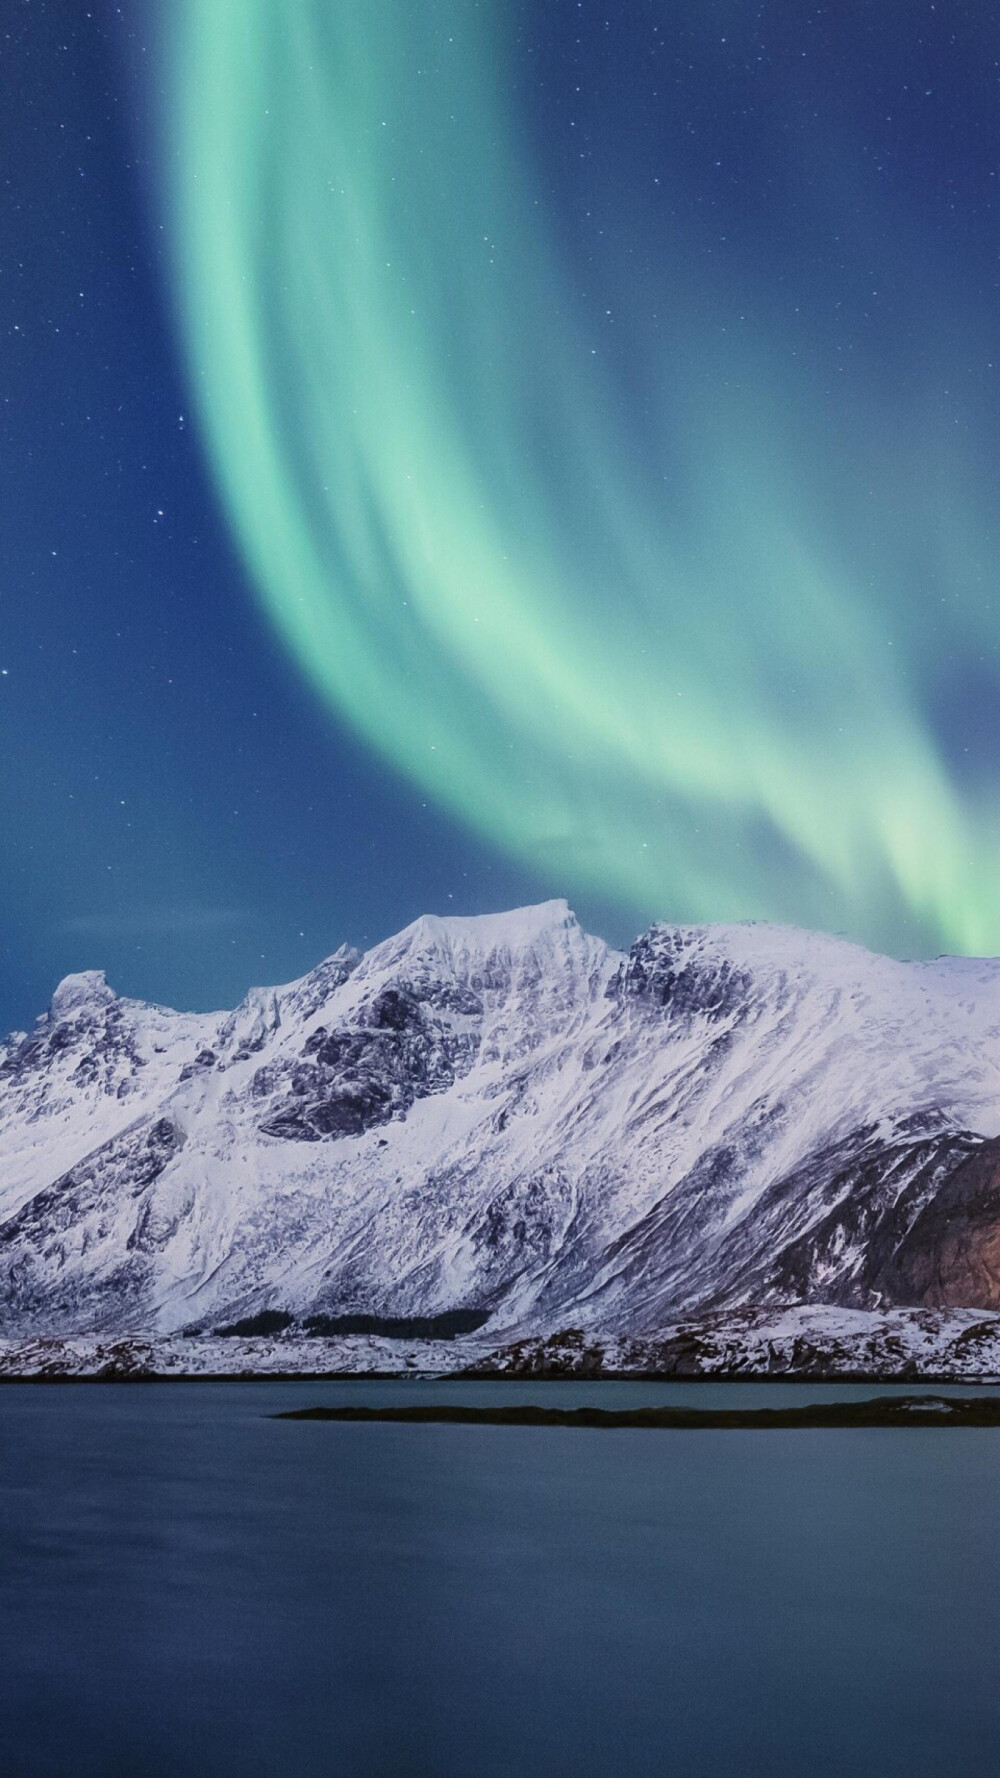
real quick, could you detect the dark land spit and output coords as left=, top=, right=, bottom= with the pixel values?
left=274, top=1393, right=1000, bottom=1429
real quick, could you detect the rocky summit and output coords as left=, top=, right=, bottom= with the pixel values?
left=4, top=900, right=1000, bottom=1375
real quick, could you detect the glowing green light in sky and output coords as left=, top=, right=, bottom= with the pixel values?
left=162, top=0, right=1000, bottom=954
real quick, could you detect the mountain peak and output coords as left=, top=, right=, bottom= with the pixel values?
left=401, top=899, right=577, bottom=948
left=360, top=900, right=587, bottom=978
left=49, top=970, right=117, bottom=1021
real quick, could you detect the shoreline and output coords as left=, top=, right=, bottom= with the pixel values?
left=5, top=1307, right=1000, bottom=1384
left=2, top=1368, right=1000, bottom=1386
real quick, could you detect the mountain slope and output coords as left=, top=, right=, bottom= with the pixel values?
left=3, top=901, right=1000, bottom=1343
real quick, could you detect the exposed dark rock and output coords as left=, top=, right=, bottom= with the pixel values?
left=0, top=998, right=145, bottom=1092
left=257, top=985, right=479, bottom=1142
left=865, top=1138, right=1000, bottom=1308
left=609, top=926, right=754, bottom=1023
left=762, top=1126, right=984, bottom=1308
left=466, top=1327, right=609, bottom=1377
left=179, top=1048, right=217, bottom=1081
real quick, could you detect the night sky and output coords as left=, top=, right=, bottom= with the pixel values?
left=3, top=1, right=1000, bottom=1036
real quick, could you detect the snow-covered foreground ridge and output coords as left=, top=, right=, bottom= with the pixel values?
left=5, top=899, right=1000, bottom=1374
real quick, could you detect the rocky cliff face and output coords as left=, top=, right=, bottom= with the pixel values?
left=3, top=901, right=1000, bottom=1344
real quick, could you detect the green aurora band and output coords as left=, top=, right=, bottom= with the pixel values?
left=162, top=1, right=1000, bottom=954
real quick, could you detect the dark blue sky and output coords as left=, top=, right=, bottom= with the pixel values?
left=3, top=1, right=1000, bottom=1034
left=1, top=1, right=571, bottom=1035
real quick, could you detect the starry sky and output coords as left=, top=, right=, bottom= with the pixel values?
left=3, top=1, right=1000, bottom=1034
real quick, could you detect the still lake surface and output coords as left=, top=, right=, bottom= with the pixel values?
left=2, top=1378, right=1000, bottom=1777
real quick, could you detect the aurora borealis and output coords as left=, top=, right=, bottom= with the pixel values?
left=3, top=2, right=1000, bottom=1031
left=162, top=1, right=1000, bottom=956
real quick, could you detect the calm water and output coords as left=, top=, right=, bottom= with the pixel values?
left=2, top=1380, right=1000, bottom=1777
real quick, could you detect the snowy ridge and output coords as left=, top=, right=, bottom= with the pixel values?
left=4, top=901, right=1000, bottom=1373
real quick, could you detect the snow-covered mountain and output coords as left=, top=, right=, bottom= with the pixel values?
left=4, top=899, right=1000, bottom=1355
